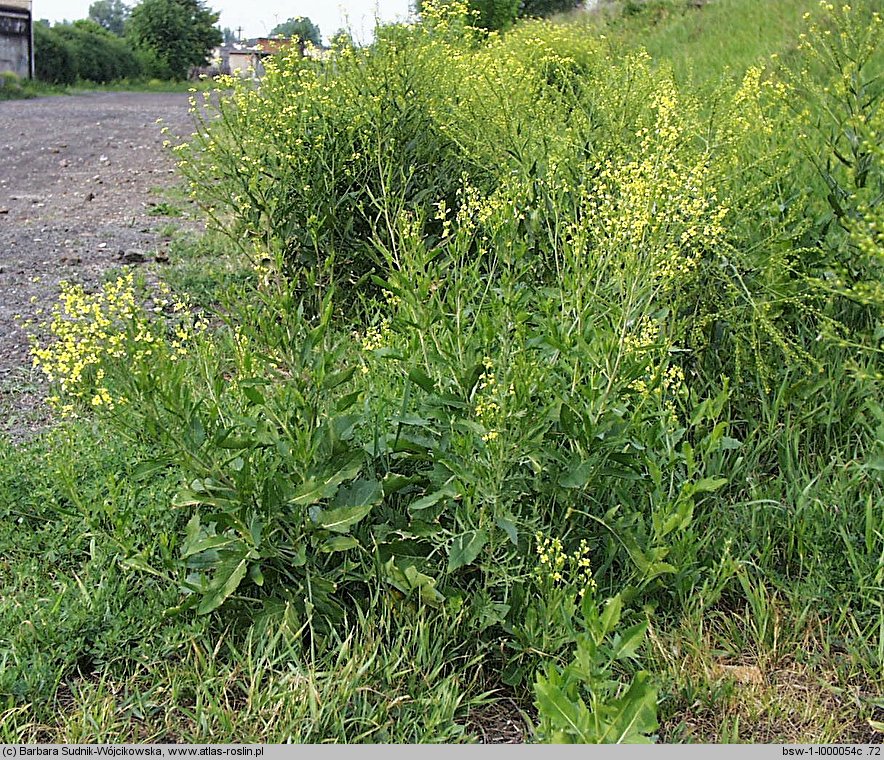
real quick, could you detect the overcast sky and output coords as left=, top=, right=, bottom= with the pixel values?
left=33, top=0, right=415, bottom=44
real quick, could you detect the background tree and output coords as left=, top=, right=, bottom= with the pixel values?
left=268, top=16, right=322, bottom=46
left=519, top=0, right=583, bottom=16
left=417, top=0, right=583, bottom=27
left=54, top=19, right=142, bottom=81
left=127, top=0, right=221, bottom=79
left=33, top=23, right=77, bottom=85
left=416, top=0, right=520, bottom=30
left=221, top=26, right=238, bottom=44
left=88, top=0, right=130, bottom=36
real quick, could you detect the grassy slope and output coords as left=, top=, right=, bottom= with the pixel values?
left=564, top=0, right=815, bottom=82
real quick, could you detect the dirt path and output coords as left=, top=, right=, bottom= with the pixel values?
left=0, top=91, right=198, bottom=441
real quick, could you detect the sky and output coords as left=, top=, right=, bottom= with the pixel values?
left=32, top=0, right=415, bottom=44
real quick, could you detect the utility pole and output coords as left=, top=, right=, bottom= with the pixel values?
left=236, top=25, right=243, bottom=42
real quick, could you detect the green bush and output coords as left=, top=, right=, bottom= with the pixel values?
left=53, top=20, right=143, bottom=83
left=34, top=23, right=77, bottom=85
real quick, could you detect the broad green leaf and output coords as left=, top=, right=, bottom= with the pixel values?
left=599, top=595, right=622, bottom=636
left=132, top=460, right=168, bottom=481
left=409, top=484, right=458, bottom=512
left=313, top=503, right=374, bottom=533
left=322, top=366, right=356, bottom=390
left=692, top=477, right=728, bottom=494
left=597, top=672, right=658, bottom=744
left=173, top=489, right=207, bottom=508
left=181, top=533, right=240, bottom=559
left=242, top=385, right=265, bottom=406
left=290, top=454, right=363, bottom=507
left=407, top=367, right=437, bottom=393
left=330, top=478, right=383, bottom=509
left=197, top=553, right=249, bottom=615
left=447, top=529, right=488, bottom=572
left=559, top=460, right=594, bottom=489
left=382, top=472, right=421, bottom=495
left=383, top=558, right=443, bottom=605
left=249, top=562, right=264, bottom=587
left=322, top=535, right=360, bottom=552
left=495, top=515, right=518, bottom=546
left=610, top=622, right=648, bottom=660
left=183, top=512, right=201, bottom=548
left=534, top=674, right=585, bottom=741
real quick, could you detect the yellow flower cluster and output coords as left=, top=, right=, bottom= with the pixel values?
left=624, top=315, right=660, bottom=354
left=30, top=275, right=202, bottom=417
left=474, top=357, right=502, bottom=442
left=534, top=532, right=597, bottom=600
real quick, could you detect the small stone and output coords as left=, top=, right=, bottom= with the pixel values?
left=85, top=192, right=95, bottom=202
left=119, top=249, right=146, bottom=264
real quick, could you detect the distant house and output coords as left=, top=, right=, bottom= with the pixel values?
left=0, top=0, right=33, bottom=79
left=209, top=36, right=329, bottom=79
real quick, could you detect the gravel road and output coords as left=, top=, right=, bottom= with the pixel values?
left=0, top=91, right=198, bottom=440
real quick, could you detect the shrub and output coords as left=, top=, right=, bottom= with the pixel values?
left=34, top=23, right=77, bottom=85
left=53, top=20, right=143, bottom=83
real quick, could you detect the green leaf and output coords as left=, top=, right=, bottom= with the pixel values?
left=692, top=477, right=728, bottom=494
left=407, top=367, right=437, bottom=394
left=197, top=552, right=249, bottom=615
left=599, top=594, right=622, bottom=636
left=181, top=533, right=240, bottom=559
left=312, top=503, right=374, bottom=533
left=383, top=558, right=444, bottom=605
left=173, top=489, right=207, bottom=508
left=249, top=562, right=264, bottom=587
left=597, top=672, right=658, bottom=744
left=534, top=673, right=585, bottom=741
left=559, top=460, right=594, bottom=489
left=132, top=460, right=168, bottom=482
left=322, top=535, right=360, bottom=553
left=290, top=454, right=363, bottom=506
left=242, top=385, right=265, bottom=406
left=409, top=483, right=458, bottom=513
left=382, top=472, right=421, bottom=495
left=330, top=478, right=383, bottom=509
left=495, top=514, right=518, bottom=546
left=447, top=529, right=488, bottom=572
left=610, top=622, right=648, bottom=660
left=322, top=366, right=356, bottom=390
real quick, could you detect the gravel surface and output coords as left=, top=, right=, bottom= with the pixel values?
left=0, top=91, right=198, bottom=441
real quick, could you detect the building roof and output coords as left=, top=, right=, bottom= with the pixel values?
left=0, top=0, right=31, bottom=11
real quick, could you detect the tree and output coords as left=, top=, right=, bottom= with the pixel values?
left=34, top=23, right=77, bottom=85
left=416, top=0, right=520, bottom=31
left=88, top=0, right=130, bottom=35
left=220, top=26, right=238, bottom=44
left=518, top=0, right=583, bottom=17
left=268, top=16, right=321, bottom=46
left=127, top=0, right=221, bottom=80
left=54, top=20, right=143, bottom=81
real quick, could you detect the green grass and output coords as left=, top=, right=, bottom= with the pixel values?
left=0, top=76, right=215, bottom=101
left=570, top=0, right=817, bottom=84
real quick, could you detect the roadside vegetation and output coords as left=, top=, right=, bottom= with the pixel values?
left=25, top=0, right=221, bottom=92
left=1, top=0, right=882, bottom=743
